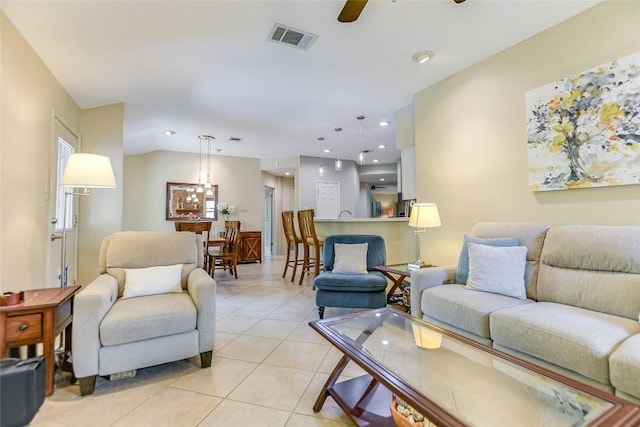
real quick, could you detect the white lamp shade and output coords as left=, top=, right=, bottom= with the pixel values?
left=61, top=153, right=117, bottom=188
left=408, top=203, right=441, bottom=228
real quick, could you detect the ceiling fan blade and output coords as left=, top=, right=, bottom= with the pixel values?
left=338, top=0, right=369, bottom=23
left=453, top=0, right=466, bottom=3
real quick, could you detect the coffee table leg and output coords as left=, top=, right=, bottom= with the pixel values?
left=313, top=354, right=350, bottom=412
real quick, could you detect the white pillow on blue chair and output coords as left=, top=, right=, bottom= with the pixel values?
left=332, top=243, right=369, bottom=275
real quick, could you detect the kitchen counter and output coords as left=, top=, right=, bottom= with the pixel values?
left=314, top=217, right=413, bottom=264
left=314, top=217, right=409, bottom=223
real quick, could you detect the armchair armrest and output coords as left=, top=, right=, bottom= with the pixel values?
left=187, top=268, right=217, bottom=352
left=72, top=274, right=118, bottom=378
left=410, top=265, right=457, bottom=318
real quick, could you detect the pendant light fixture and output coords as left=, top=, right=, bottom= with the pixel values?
left=196, top=136, right=204, bottom=193
left=199, top=135, right=215, bottom=195
left=318, top=137, right=325, bottom=177
left=357, top=115, right=366, bottom=165
left=334, top=128, right=343, bottom=172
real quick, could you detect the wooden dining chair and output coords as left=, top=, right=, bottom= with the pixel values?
left=175, top=221, right=212, bottom=271
left=209, top=222, right=241, bottom=279
left=297, top=209, right=324, bottom=286
left=282, top=210, right=303, bottom=282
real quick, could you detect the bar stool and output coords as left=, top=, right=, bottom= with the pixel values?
left=282, top=211, right=303, bottom=282
left=297, top=209, right=324, bottom=286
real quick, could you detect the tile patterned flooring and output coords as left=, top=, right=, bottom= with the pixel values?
left=32, top=256, right=366, bottom=427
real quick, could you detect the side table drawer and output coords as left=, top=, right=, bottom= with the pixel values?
left=5, top=314, right=42, bottom=342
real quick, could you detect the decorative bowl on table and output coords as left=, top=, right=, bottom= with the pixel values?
left=390, top=397, right=427, bottom=427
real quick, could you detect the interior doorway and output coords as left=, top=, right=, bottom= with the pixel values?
left=49, top=117, right=79, bottom=287
left=263, top=186, right=275, bottom=256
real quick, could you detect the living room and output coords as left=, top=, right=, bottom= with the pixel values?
left=1, top=0, right=639, bottom=425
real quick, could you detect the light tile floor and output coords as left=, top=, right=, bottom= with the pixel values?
left=31, top=256, right=367, bottom=427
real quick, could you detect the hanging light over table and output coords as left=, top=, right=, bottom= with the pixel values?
left=199, top=135, right=215, bottom=193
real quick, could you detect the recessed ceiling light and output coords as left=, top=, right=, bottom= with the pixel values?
left=164, top=130, right=176, bottom=136
left=380, top=178, right=385, bottom=181
left=373, top=159, right=380, bottom=163
left=412, top=50, right=434, bottom=64
left=324, top=149, right=331, bottom=153
left=378, top=144, right=386, bottom=149
left=285, top=172, right=290, bottom=176
left=379, top=121, right=390, bottom=127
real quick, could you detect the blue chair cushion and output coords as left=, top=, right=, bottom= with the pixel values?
left=314, top=271, right=387, bottom=292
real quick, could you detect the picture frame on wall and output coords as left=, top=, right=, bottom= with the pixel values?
left=526, top=52, right=640, bottom=191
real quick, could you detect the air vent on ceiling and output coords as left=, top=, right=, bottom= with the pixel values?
left=268, top=23, right=318, bottom=50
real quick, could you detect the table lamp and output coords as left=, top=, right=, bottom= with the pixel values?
left=51, top=153, right=116, bottom=287
left=408, top=202, right=441, bottom=270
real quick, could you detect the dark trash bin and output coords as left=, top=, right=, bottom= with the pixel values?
left=0, top=356, right=45, bottom=427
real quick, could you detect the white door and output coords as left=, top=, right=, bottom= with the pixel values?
left=316, top=180, right=340, bottom=218
left=48, top=118, right=79, bottom=287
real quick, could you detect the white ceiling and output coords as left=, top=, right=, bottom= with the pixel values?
left=3, top=0, right=601, bottom=180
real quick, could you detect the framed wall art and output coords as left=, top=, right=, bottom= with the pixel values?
left=526, top=52, right=640, bottom=191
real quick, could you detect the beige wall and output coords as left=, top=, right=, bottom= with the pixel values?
left=413, top=0, right=640, bottom=267
left=1, top=13, right=81, bottom=290
left=123, top=151, right=263, bottom=239
left=77, top=104, right=124, bottom=285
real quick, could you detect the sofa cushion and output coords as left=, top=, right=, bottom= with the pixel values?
left=537, top=225, right=640, bottom=320
left=314, top=271, right=387, bottom=292
left=332, top=243, right=368, bottom=274
left=610, top=334, right=640, bottom=399
left=468, top=222, right=550, bottom=300
left=100, top=293, right=197, bottom=346
left=122, top=264, right=183, bottom=299
left=421, top=284, right=533, bottom=339
left=455, top=235, right=520, bottom=285
left=466, top=243, right=527, bottom=299
left=490, top=302, right=640, bottom=383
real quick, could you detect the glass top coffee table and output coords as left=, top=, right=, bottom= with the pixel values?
left=309, top=308, right=640, bottom=427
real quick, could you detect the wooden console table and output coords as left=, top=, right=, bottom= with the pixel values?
left=1, top=286, right=81, bottom=396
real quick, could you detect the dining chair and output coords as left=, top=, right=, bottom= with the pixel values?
left=282, top=210, right=303, bottom=282
left=209, top=222, right=241, bottom=279
left=297, top=209, right=324, bottom=286
left=175, top=221, right=212, bottom=272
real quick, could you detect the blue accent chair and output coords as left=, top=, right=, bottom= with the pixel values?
left=313, top=234, right=388, bottom=319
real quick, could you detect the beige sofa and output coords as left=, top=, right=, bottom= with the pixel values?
left=410, top=222, right=640, bottom=404
left=72, top=231, right=217, bottom=395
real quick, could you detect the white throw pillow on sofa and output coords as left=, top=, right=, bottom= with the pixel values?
left=122, top=264, right=183, bottom=299
left=465, top=243, right=527, bottom=299
left=332, top=243, right=369, bottom=275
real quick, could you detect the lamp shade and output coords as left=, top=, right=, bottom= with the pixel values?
left=61, top=153, right=117, bottom=188
left=408, top=203, right=441, bottom=228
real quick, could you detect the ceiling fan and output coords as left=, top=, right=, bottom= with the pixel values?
left=338, top=0, right=466, bottom=23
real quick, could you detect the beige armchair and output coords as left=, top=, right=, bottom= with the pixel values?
left=72, top=231, right=216, bottom=395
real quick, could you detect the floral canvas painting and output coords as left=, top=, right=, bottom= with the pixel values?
left=526, top=52, right=640, bottom=191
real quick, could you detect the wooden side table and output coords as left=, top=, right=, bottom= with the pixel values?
left=1, top=286, right=81, bottom=396
left=375, top=263, right=414, bottom=304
